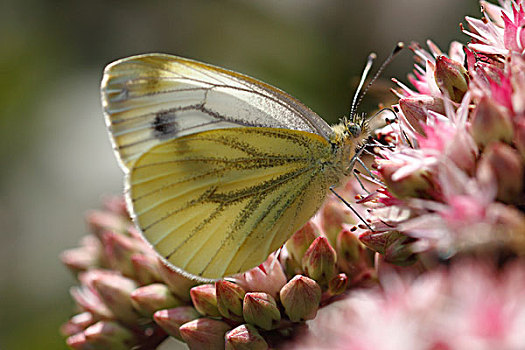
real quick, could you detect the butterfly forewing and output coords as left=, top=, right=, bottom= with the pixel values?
left=101, top=54, right=333, bottom=172
left=128, top=127, right=334, bottom=279
left=101, top=53, right=346, bottom=280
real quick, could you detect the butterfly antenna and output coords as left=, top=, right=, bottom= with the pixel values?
left=350, top=42, right=405, bottom=120
left=350, top=53, right=376, bottom=118
left=366, top=106, right=398, bottom=125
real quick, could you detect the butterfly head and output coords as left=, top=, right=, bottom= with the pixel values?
left=329, top=114, right=369, bottom=176
left=332, top=114, right=367, bottom=142
left=345, top=114, right=367, bottom=138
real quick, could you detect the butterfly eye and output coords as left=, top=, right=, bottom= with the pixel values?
left=348, top=124, right=361, bottom=138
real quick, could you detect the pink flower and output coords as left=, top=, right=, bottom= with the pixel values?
left=368, top=8, right=525, bottom=258
left=229, top=253, right=287, bottom=300
left=292, top=260, right=525, bottom=349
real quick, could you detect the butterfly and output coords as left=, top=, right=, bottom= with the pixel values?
left=101, top=53, right=369, bottom=281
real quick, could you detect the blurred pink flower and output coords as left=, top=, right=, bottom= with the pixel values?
left=292, top=260, right=525, bottom=349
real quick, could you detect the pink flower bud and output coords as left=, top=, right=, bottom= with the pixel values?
left=280, top=275, right=322, bottom=322
left=230, top=254, right=287, bottom=300
left=384, top=236, right=417, bottom=266
left=158, top=259, right=198, bottom=302
left=126, top=226, right=151, bottom=251
left=399, top=95, right=445, bottom=135
left=130, top=283, right=182, bottom=317
left=360, top=230, right=415, bottom=266
left=302, top=236, right=337, bottom=286
left=434, top=55, right=469, bottom=102
left=65, top=332, right=91, bottom=350
left=470, top=96, right=514, bottom=148
left=179, top=318, right=231, bottom=350
left=84, top=321, right=134, bottom=343
left=102, top=196, right=128, bottom=216
left=445, top=128, right=478, bottom=174
left=101, top=231, right=141, bottom=278
left=67, top=321, right=134, bottom=350
left=336, top=229, right=373, bottom=279
left=285, top=222, right=319, bottom=265
left=243, top=292, right=281, bottom=331
left=61, top=235, right=101, bottom=274
left=377, top=158, right=434, bottom=199
left=60, top=312, right=95, bottom=337
left=131, top=253, right=161, bottom=285
left=225, top=324, right=269, bottom=350
left=478, top=142, right=524, bottom=203
left=90, top=271, right=140, bottom=324
left=86, top=210, right=129, bottom=237
left=73, top=270, right=130, bottom=319
left=320, top=198, right=354, bottom=244
left=328, top=273, right=349, bottom=296
left=70, top=287, right=113, bottom=321
left=216, top=280, right=246, bottom=321
left=190, top=284, right=220, bottom=317
left=154, top=306, right=201, bottom=340
left=336, top=229, right=362, bottom=265
left=359, top=230, right=392, bottom=254
left=281, top=248, right=302, bottom=276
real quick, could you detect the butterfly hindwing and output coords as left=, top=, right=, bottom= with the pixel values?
left=101, top=54, right=333, bottom=172
left=128, top=127, right=333, bottom=279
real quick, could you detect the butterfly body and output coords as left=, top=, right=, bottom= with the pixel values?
left=102, top=54, right=367, bottom=280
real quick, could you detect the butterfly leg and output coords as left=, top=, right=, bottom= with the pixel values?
left=353, top=169, right=384, bottom=187
left=347, top=144, right=367, bottom=172
left=349, top=145, right=383, bottom=186
left=355, top=156, right=376, bottom=180
left=352, top=168, right=371, bottom=194
left=346, top=143, right=380, bottom=194
left=356, top=140, right=397, bottom=185
left=329, top=186, right=374, bottom=231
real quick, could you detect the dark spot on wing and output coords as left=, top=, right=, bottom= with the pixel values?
left=153, top=110, right=178, bottom=140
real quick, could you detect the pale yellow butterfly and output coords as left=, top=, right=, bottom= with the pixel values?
left=101, top=53, right=369, bottom=281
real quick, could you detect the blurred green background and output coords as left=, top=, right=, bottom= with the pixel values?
left=0, top=0, right=478, bottom=348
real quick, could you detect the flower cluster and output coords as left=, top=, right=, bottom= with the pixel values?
left=61, top=1, right=525, bottom=348
left=292, top=259, right=525, bottom=349
left=363, top=0, right=525, bottom=261
left=61, top=192, right=375, bottom=349
left=294, top=2, right=525, bottom=347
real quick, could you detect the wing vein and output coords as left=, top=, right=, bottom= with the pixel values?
left=158, top=164, right=314, bottom=258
